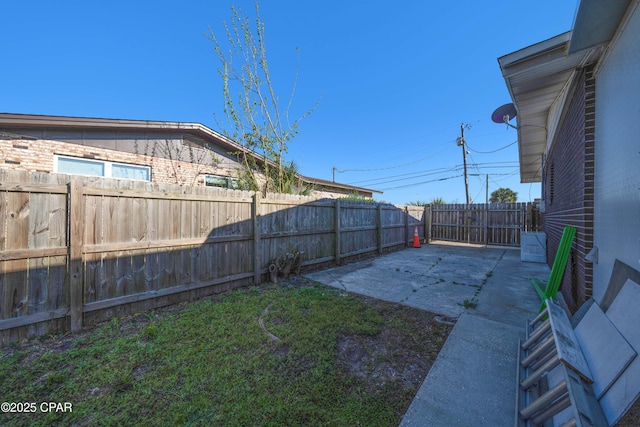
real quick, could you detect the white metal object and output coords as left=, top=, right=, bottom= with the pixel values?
left=521, top=232, right=547, bottom=263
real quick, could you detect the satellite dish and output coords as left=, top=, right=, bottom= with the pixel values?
left=491, top=103, right=517, bottom=129
left=491, top=103, right=517, bottom=123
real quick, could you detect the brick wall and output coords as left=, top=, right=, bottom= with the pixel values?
left=0, top=137, right=234, bottom=186
left=542, top=64, right=595, bottom=312
left=0, top=135, right=365, bottom=198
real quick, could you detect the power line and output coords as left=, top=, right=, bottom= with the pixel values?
left=335, top=143, right=453, bottom=173
left=472, top=176, right=487, bottom=203
left=465, top=140, right=518, bottom=154
left=347, top=161, right=518, bottom=186
left=348, top=166, right=462, bottom=186
left=347, top=165, right=458, bottom=184
left=489, top=169, right=520, bottom=182
left=348, top=165, right=517, bottom=188
left=379, top=174, right=463, bottom=191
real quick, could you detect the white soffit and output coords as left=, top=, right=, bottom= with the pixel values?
left=498, top=32, right=603, bottom=183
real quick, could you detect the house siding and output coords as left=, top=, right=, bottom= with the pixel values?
left=592, top=5, right=640, bottom=301
left=542, top=64, right=595, bottom=312
left=0, top=136, right=229, bottom=186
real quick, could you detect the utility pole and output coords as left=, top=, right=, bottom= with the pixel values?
left=456, top=123, right=471, bottom=204
left=332, top=166, right=336, bottom=182
left=486, top=174, right=489, bottom=204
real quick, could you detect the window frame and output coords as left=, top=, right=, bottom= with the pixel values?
left=204, top=174, right=239, bottom=189
left=53, top=155, right=151, bottom=182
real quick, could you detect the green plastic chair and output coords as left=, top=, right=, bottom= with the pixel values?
left=531, top=226, right=576, bottom=312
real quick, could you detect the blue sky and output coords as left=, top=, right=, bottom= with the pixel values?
left=1, top=1, right=578, bottom=204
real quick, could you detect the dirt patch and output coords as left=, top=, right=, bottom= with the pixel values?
left=334, top=295, right=453, bottom=394
left=275, top=275, right=453, bottom=391
left=337, top=329, right=428, bottom=391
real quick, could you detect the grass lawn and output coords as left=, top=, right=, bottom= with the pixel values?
left=0, top=279, right=453, bottom=426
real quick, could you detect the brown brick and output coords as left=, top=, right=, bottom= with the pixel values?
left=543, top=65, right=595, bottom=312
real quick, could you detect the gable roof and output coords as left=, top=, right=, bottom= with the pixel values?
left=0, top=112, right=381, bottom=196
left=300, top=175, right=381, bottom=196
left=497, top=0, right=632, bottom=183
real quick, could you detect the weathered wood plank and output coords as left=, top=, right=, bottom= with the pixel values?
left=196, top=190, right=212, bottom=282
left=0, top=308, right=69, bottom=331
left=156, top=196, right=172, bottom=289
left=4, top=179, right=30, bottom=320
left=101, top=185, right=119, bottom=300
left=0, top=247, right=67, bottom=261
left=69, top=178, right=85, bottom=332
left=27, top=181, right=50, bottom=318
left=0, top=188, right=6, bottom=321
left=0, top=182, right=67, bottom=194
left=82, top=186, right=253, bottom=203
left=253, top=193, right=261, bottom=284
left=178, top=197, right=192, bottom=286
left=169, top=198, right=182, bottom=288
left=83, top=272, right=255, bottom=312
left=334, top=200, right=341, bottom=264
left=115, top=180, right=134, bottom=297
left=48, top=175, right=68, bottom=314
left=131, top=180, right=149, bottom=295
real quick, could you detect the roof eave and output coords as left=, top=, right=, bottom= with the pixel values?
left=498, top=33, right=603, bottom=183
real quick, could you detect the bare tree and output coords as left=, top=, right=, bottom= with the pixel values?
left=207, top=0, right=316, bottom=195
left=134, top=136, right=220, bottom=186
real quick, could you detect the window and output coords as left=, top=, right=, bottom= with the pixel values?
left=205, top=175, right=239, bottom=189
left=111, top=163, right=150, bottom=181
left=54, top=155, right=150, bottom=181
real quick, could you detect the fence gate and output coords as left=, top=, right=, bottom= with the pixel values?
left=429, top=202, right=541, bottom=246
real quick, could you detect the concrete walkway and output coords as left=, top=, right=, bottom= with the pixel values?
left=305, top=241, right=550, bottom=427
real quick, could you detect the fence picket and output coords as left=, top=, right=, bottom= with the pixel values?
left=430, top=202, right=541, bottom=246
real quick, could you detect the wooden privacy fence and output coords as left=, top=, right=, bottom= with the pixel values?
left=0, top=170, right=427, bottom=344
left=430, top=202, right=542, bottom=246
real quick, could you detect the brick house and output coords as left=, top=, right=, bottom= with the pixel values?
left=0, top=113, right=380, bottom=199
left=498, top=0, right=639, bottom=311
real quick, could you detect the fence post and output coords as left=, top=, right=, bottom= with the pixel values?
left=253, top=193, right=262, bottom=285
left=68, top=178, right=84, bottom=333
left=424, top=205, right=430, bottom=243
left=334, top=199, right=341, bottom=265
left=377, top=204, right=383, bottom=254
left=405, top=206, right=410, bottom=247
left=485, top=203, right=489, bottom=247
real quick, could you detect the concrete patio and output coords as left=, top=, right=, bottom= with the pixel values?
left=305, top=241, right=550, bottom=427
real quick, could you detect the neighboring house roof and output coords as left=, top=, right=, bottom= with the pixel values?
left=497, top=0, right=632, bottom=183
left=300, top=175, right=382, bottom=195
left=0, top=112, right=381, bottom=196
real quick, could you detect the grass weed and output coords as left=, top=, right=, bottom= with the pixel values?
left=0, top=282, right=451, bottom=426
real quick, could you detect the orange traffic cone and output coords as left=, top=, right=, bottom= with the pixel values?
left=412, top=226, right=421, bottom=248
